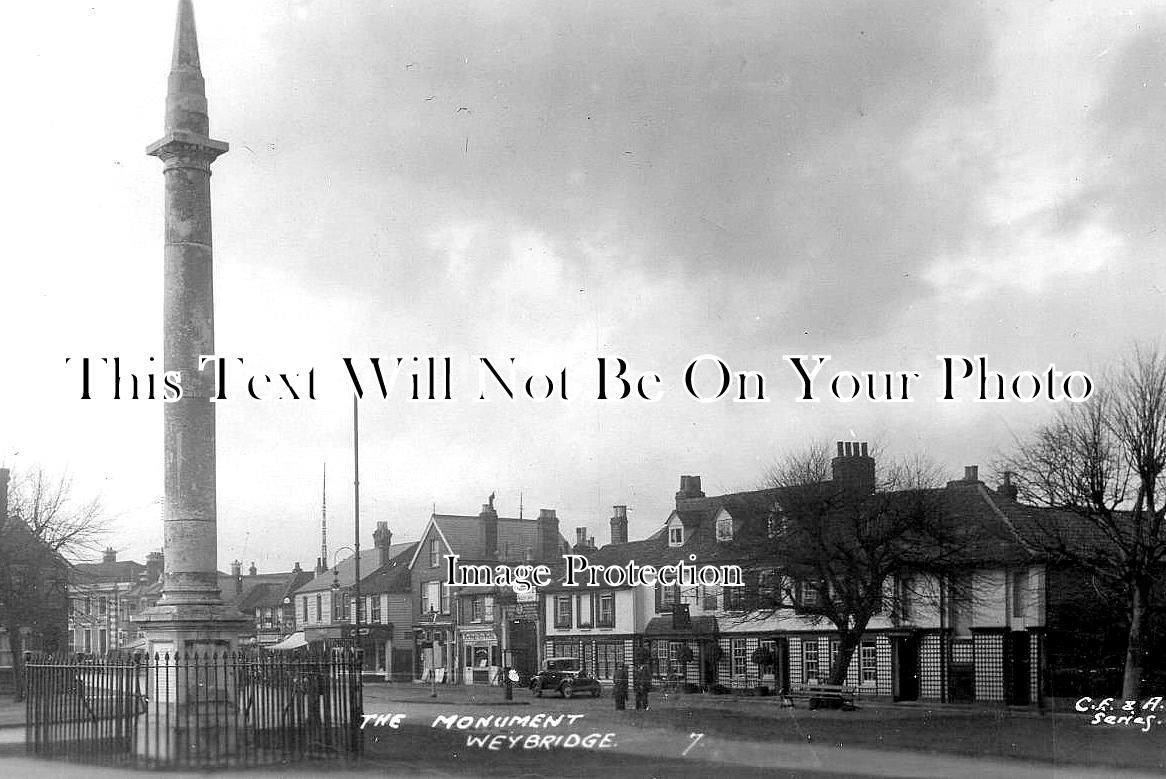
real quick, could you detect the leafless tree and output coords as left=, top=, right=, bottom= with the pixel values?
left=753, top=443, right=965, bottom=686
left=0, top=468, right=106, bottom=699
left=999, top=345, right=1166, bottom=699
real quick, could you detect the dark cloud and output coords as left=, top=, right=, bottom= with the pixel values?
left=215, top=1, right=993, bottom=341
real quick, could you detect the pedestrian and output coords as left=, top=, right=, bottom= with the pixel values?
left=633, top=662, right=651, bottom=710
left=613, top=663, right=629, bottom=710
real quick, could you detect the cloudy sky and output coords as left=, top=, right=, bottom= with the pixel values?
left=3, top=0, right=1166, bottom=571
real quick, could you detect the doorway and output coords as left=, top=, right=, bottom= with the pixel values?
left=892, top=635, right=920, bottom=701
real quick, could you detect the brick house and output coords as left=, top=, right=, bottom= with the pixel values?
left=408, top=502, right=569, bottom=684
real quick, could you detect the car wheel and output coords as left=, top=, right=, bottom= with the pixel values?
left=562, top=682, right=574, bottom=699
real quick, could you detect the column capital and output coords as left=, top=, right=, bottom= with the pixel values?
left=147, top=130, right=229, bottom=168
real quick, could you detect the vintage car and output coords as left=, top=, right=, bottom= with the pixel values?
left=528, top=656, right=601, bottom=698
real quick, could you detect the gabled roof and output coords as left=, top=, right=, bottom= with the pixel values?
left=408, top=513, right=570, bottom=568
left=295, top=541, right=417, bottom=595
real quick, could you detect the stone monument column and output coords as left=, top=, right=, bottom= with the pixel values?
left=134, top=0, right=249, bottom=652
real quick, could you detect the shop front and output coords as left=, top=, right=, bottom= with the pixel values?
left=460, top=627, right=500, bottom=685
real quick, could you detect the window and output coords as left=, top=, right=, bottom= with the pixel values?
left=760, top=639, right=777, bottom=674
left=315, top=594, right=322, bottom=622
left=655, top=583, right=680, bottom=613
left=731, top=639, right=748, bottom=679
left=302, top=597, right=308, bottom=623
left=803, top=639, right=820, bottom=681
left=577, top=594, right=593, bottom=628
left=429, top=538, right=440, bottom=568
left=1012, top=570, right=1027, bottom=618
left=668, top=526, right=683, bottom=546
left=716, top=515, right=733, bottom=541
left=801, top=581, right=820, bottom=607
left=99, top=597, right=107, bottom=616
left=554, top=595, right=573, bottom=629
left=370, top=596, right=381, bottom=623
left=439, top=583, right=449, bottom=614
left=860, top=641, right=877, bottom=683
left=723, top=585, right=744, bottom=612
left=596, top=642, right=620, bottom=680
left=668, top=641, right=685, bottom=676
left=702, top=586, right=718, bottom=611
left=597, top=593, right=615, bottom=627
left=830, top=639, right=841, bottom=677
left=471, top=596, right=484, bottom=622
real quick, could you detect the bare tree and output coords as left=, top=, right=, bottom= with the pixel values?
left=0, top=467, right=106, bottom=699
left=755, top=444, right=963, bottom=686
left=999, top=345, right=1166, bottom=699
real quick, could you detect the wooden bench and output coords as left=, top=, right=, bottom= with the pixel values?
left=787, top=682, right=856, bottom=710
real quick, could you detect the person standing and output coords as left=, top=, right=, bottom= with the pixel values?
left=613, top=663, right=629, bottom=710
left=633, top=662, right=651, bottom=710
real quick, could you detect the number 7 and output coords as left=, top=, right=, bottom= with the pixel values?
left=682, top=732, right=704, bottom=756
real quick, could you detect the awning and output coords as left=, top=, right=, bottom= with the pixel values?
left=270, top=631, right=308, bottom=650
left=644, top=616, right=718, bottom=636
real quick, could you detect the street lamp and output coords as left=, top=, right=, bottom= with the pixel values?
left=330, top=546, right=358, bottom=646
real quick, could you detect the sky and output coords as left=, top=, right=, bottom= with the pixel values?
left=3, top=0, right=1166, bottom=572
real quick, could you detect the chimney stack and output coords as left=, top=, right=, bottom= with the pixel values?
left=292, top=561, right=302, bottom=573
left=0, top=468, right=9, bottom=525
left=831, top=441, right=876, bottom=495
left=315, top=556, right=328, bottom=576
left=536, top=508, right=559, bottom=560
left=146, top=551, right=164, bottom=584
left=964, top=465, right=979, bottom=483
left=248, top=562, right=257, bottom=577
left=675, top=475, right=706, bottom=510
left=373, top=521, right=392, bottom=567
left=103, top=547, right=117, bottom=564
left=610, top=505, right=628, bottom=545
left=480, top=500, right=499, bottom=560
left=999, top=471, right=1018, bottom=501
left=575, top=526, right=588, bottom=549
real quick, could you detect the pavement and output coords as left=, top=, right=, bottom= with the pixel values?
left=0, top=683, right=1161, bottom=777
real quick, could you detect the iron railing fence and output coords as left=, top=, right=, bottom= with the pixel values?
left=24, top=649, right=363, bottom=770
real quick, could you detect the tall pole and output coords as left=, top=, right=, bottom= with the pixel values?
left=353, top=396, right=362, bottom=656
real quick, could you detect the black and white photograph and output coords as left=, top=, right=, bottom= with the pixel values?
left=1, top=1, right=1164, bottom=776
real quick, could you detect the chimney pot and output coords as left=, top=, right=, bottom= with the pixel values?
left=248, top=562, right=257, bottom=577
left=861, top=442, right=868, bottom=457
left=614, top=505, right=627, bottom=518
left=103, top=547, right=117, bottom=564
left=965, top=465, right=979, bottom=483
left=837, top=441, right=844, bottom=457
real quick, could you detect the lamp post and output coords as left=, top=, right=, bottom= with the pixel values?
left=330, top=546, right=357, bottom=646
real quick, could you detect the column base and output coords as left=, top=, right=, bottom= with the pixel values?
left=133, top=602, right=253, bottom=656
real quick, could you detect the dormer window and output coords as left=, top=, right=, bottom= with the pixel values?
left=716, top=515, right=733, bottom=542
left=668, top=526, right=684, bottom=546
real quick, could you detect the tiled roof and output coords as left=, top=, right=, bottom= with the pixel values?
left=73, top=560, right=146, bottom=584
left=295, top=541, right=417, bottom=594
left=431, top=514, right=569, bottom=562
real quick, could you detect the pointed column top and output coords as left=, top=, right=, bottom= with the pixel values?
left=147, top=0, right=228, bottom=160
left=172, top=0, right=201, bottom=72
